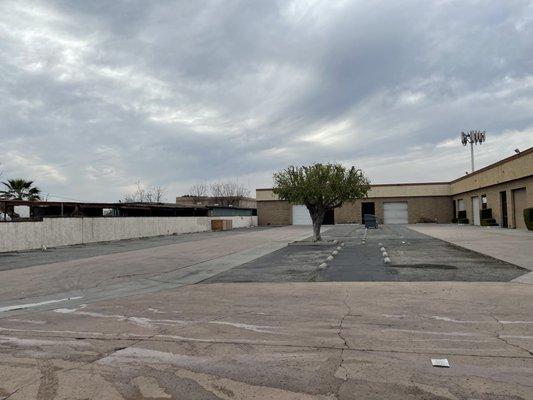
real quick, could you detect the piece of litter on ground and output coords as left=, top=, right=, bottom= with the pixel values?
left=431, top=358, right=450, bottom=368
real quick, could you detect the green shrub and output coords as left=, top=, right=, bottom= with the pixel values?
left=524, top=208, right=533, bottom=231
left=480, top=208, right=493, bottom=220
left=481, top=218, right=497, bottom=226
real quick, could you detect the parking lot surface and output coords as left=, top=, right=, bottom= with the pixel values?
left=208, top=225, right=527, bottom=283
left=409, top=224, right=533, bottom=284
left=0, top=282, right=531, bottom=399
left=0, top=226, right=313, bottom=315
left=0, top=224, right=531, bottom=399
left=0, top=227, right=273, bottom=272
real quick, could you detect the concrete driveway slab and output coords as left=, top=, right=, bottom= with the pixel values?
left=1, top=224, right=532, bottom=398
left=409, top=224, right=533, bottom=283
left=0, top=226, right=313, bottom=316
left=0, top=282, right=531, bottom=399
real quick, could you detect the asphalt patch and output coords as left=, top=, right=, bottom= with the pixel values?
left=206, top=225, right=528, bottom=283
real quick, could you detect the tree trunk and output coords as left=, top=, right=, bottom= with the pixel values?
left=309, top=207, right=325, bottom=242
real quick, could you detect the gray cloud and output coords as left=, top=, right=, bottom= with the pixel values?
left=1, top=0, right=532, bottom=201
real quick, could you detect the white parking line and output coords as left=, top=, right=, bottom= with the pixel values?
left=0, top=296, right=83, bottom=313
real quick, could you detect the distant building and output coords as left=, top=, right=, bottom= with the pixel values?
left=0, top=200, right=257, bottom=220
left=176, top=196, right=257, bottom=209
left=256, top=147, right=533, bottom=230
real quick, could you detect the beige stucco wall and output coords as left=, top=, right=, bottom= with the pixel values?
left=255, top=148, right=532, bottom=227
left=256, top=189, right=279, bottom=201
left=452, top=176, right=533, bottom=229
left=451, top=149, right=533, bottom=195
left=257, top=201, right=292, bottom=226
left=257, top=183, right=451, bottom=201
left=257, top=186, right=453, bottom=226
left=368, top=184, right=451, bottom=197
left=335, top=197, right=453, bottom=224
left=0, top=216, right=258, bottom=253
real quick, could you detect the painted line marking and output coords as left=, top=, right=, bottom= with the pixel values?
left=0, top=296, right=83, bottom=313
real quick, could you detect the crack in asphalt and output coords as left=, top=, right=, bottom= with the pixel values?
left=0, top=329, right=531, bottom=359
left=490, top=313, right=533, bottom=357
left=3, top=335, right=153, bottom=399
left=333, top=291, right=352, bottom=399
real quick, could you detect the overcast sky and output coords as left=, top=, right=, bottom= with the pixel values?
left=1, top=0, right=532, bottom=202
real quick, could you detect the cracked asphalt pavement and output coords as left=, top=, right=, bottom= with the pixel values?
left=0, top=225, right=531, bottom=399
left=208, top=225, right=527, bottom=283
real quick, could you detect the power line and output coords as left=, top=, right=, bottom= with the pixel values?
left=41, top=192, right=86, bottom=202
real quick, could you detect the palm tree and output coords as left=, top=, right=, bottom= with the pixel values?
left=0, top=179, right=41, bottom=200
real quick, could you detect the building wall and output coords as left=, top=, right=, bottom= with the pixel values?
left=0, top=216, right=258, bottom=253
left=255, top=148, right=533, bottom=228
left=334, top=201, right=362, bottom=224
left=335, top=196, right=453, bottom=224
left=257, top=184, right=451, bottom=200
left=452, top=176, right=533, bottom=228
left=368, top=183, right=451, bottom=197
left=256, top=189, right=279, bottom=201
left=450, top=148, right=533, bottom=195
left=257, top=200, right=292, bottom=226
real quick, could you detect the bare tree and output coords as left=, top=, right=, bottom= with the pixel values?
left=122, top=181, right=167, bottom=203
left=151, top=185, right=166, bottom=202
left=210, top=181, right=250, bottom=206
left=188, top=183, right=208, bottom=204
left=123, top=181, right=145, bottom=203
left=210, top=181, right=225, bottom=205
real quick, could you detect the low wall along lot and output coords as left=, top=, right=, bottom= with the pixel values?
left=0, top=216, right=258, bottom=252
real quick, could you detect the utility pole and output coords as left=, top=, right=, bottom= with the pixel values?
left=461, top=131, right=486, bottom=172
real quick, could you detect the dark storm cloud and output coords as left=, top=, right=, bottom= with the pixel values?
left=0, top=0, right=532, bottom=201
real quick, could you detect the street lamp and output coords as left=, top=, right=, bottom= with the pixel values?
left=461, top=130, right=486, bottom=172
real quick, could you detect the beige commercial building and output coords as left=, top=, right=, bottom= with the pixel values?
left=256, top=147, right=533, bottom=229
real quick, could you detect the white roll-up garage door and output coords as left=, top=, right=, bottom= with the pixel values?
left=383, top=202, right=408, bottom=224
left=292, top=205, right=312, bottom=225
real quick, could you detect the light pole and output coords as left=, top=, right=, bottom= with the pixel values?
left=461, top=131, right=486, bottom=172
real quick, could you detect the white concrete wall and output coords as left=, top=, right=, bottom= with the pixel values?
left=0, top=216, right=258, bottom=253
